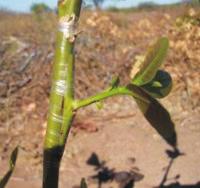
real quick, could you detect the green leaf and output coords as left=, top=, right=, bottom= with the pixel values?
left=132, top=37, right=169, bottom=86
left=127, top=84, right=176, bottom=147
left=80, top=178, right=88, bottom=188
left=0, top=147, right=18, bottom=188
left=95, top=101, right=104, bottom=110
left=110, top=76, right=120, bottom=90
left=141, top=70, right=172, bottom=98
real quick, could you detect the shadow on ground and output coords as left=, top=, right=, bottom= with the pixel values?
left=85, top=152, right=144, bottom=188
left=155, top=149, right=200, bottom=188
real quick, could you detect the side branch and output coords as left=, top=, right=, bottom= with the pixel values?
left=73, top=86, right=149, bottom=110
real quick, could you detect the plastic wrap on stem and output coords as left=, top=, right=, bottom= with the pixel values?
left=58, top=14, right=77, bottom=40
left=45, top=58, right=70, bottom=147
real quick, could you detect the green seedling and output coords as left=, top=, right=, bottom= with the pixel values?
left=42, top=1, right=176, bottom=187
left=0, top=1, right=177, bottom=188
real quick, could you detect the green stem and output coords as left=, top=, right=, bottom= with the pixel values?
left=73, top=86, right=149, bottom=110
left=43, top=1, right=82, bottom=188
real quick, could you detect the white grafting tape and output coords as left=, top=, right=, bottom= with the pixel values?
left=58, top=14, right=77, bottom=39
left=51, top=112, right=64, bottom=123
left=53, top=80, right=67, bottom=96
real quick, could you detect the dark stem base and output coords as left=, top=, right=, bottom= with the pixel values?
left=43, top=146, right=64, bottom=188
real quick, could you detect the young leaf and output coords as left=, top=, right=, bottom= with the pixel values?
left=80, top=178, right=88, bottom=188
left=132, top=37, right=169, bottom=86
left=0, top=147, right=18, bottom=188
left=127, top=84, right=177, bottom=148
left=95, top=101, right=104, bottom=110
left=110, top=76, right=120, bottom=90
left=141, top=70, right=172, bottom=98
